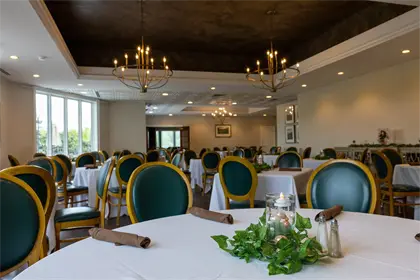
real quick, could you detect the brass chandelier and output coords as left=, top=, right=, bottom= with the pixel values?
left=112, top=0, right=172, bottom=93
left=246, top=10, right=300, bottom=92
left=211, top=107, right=236, bottom=124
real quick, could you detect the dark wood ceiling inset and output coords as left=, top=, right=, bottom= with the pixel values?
left=45, top=0, right=414, bottom=73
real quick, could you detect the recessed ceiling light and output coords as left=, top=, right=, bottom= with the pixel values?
left=162, top=93, right=169, bottom=96
left=169, top=114, right=173, bottom=116
left=266, top=95, right=272, bottom=99
left=302, top=84, right=307, bottom=87
left=148, top=111, right=153, bottom=114
left=337, top=72, right=344, bottom=75
left=187, top=101, right=193, bottom=104
left=402, top=49, right=410, bottom=54
left=263, top=114, right=267, bottom=117
left=202, top=113, right=206, bottom=116
left=81, top=91, right=87, bottom=94
left=153, top=106, right=158, bottom=110
left=33, top=74, right=40, bottom=78
left=77, top=83, right=83, bottom=86
left=9, top=55, right=18, bottom=60
left=210, top=87, right=216, bottom=90
left=232, top=102, right=237, bottom=105
left=233, top=114, right=237, bottom=117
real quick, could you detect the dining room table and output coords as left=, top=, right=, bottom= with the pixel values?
left=13, top=209, right=420, bottom=280
left=393, top=164, right=420, bottom=220
left=209, top=168, right=313, bottom=210
left=262, top=155, right=329, bottom=170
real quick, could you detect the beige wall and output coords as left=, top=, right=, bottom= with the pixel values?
left=0, top=77, right=35, bottom=169
left=146, top=115, right=276, bottom=152
left=107, top=101, right=146, bottom=153
left=279, top=59, right=420, bottom=153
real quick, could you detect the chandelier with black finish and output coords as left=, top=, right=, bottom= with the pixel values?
left=112, top=0, right=173, bottom=93
left=246, top=10, right=300, bottom=93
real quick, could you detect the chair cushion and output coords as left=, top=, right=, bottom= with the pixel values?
left=55, top=207, right=100, bottom=223
left=381, top=184, right=420, bottom=193
left=229, top=200, right=265, bottom=209
left=108, top=186, right=126, bottom=194
left=58, top=185, right=88, bottom=193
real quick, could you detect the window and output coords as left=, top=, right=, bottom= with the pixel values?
left=155, top=130, right=181, bottom=148
left=35, top=92, right=97, bottom=157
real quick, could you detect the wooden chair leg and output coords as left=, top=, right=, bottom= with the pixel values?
left=389, top=195, right=395, bottom=216
left=55, top=223, right=61, bottom=251
left=116, top=196, right=122, bottom=227
left=107, top=197, right=111, bottom=219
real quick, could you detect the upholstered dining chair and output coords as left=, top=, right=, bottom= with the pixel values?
left=54, top=157, right=116, bottom=250
left=119, top=149, right=132, bottom=158
left=170, top=149, right=179, bottom=160
left=275, top=151, right=303, bottom=168
left=286, top=147, right=298, bottom=152
left=146, top=150, right=160, bottom=162
left=199, top=148, right=207, bottom=158
left=323, top=148, right=337, bottom=159
left=53, top=156, right=88, bottom=208
left=134, top=152, right=146, bottom=162
left=201, top=151, right=221, bottom=196
left=111, top=154, right=143, bottom=226
left=222, top=147, right=228, bottom=151
left=233, top=149, right=245, bottom=158
left=56, top=154, right=73, bottom=182
left=171, top=152, right=182, bottom=167
left=269, top=147, right=278, bottom=154
left=214, top=147, right=221, bottom=151
left=8, top=154, right=20, bottom=166
left=158, top=148, right=171, bottom=162
left=371, top=151, right=420, bottom=217
left=303, top=147, right=312, bottom=159
left=0, top=165, right=55, bottom=258
left=27, top=157, right=57, bottom=181
left=306, top=159, right=377, bottom=213
left=97, top=151, right=105, bottom=164
left=100, top=150, right=109, bottom=160
left=91, top=151, right=101, bottom=163
left=112, top=151, right=121, bottom=158
left=381, top=148, right=403, bottom=169
left=184, top=150, right=197, bottom=168
left=75, top=153, right=95, bottom=168
left=0, top=173, right=45, bottom=277
left=126, top=162, right=192, bottom=223
left=218, top=157, right=264, bottom=209
left=244, top=148, right=253, bottom=160
left=33, top=152, right=46, bottom=158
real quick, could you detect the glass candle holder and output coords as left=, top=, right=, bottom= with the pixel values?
left=266, top=192, right=296, bottom=241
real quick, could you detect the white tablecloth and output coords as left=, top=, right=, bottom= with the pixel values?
left=262, top=154, right=278, bottom=166
left=303, top=159, right=329, bottom=170
left=217, top=151, right=228, bottom=159
left=13, top=209, right=420, bottom=280
left=189, top=158, right=204, bottom=190
left=73, top=167, right=126, bottom=218
left=209, top=168, right=313, bottom=211
left=393, top=164, right=420, bottom=220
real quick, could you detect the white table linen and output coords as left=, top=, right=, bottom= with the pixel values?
left=73, top=167, right=126, bottom=218
left=217, top=151, right=228, bottom=159
left=393, top=164, right=420, bottom=220
left=189, top=158, right=204, bottom=190
left=209, top=168, right=313, bottom=211
left=262, top=154, right=278, bottom=166
left=303, top=159, right=329, bottom=170
left=13, top=209, right=420, bottom=280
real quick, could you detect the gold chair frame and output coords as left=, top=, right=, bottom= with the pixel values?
left=201, top=151, right=221, bottom=196
left=27, top=156, right=57, bottom=181
left=75, top=153, right=96, bottom=168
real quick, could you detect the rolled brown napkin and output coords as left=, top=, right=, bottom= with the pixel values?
left=188, top=207, right=234, bottom=224
left=315, top=205, right=343, bottom=222
left=278, top=167, right=302, bottom=172
left=84, top=164, right=97, bottom=169
left=89, top=228, right=151, bottom=248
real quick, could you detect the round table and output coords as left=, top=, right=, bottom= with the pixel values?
left=14, top=209, right=420, bottom=279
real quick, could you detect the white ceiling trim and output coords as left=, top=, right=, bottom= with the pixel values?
left=29, top=0, right=80, bottom=78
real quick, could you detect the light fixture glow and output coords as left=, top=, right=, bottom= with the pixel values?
left=402, top=49, right=410, bottom=54
left=232, top=102, right=237, bottom=105
left=33, top=74, right=40, bottom=78
left=266, top=95, right=272, bottom=99
left=202, top=113, right=206, bottom=116
left=153, top=106, right=158, bottom=110
left=187, top=101, right=193, bottom=104
left=148, top=111, right=153, bottom=114
left=263, top=114, right=267, bottom=117
left=338, top=72, right=344, bottom=75
left=210, top=87, right=216, bottom=90
left=9, top=55, right=18, bottom=60
left=81, top=91, right=87, bottom=94
left=169, top=114, right=173, bottom=116
left=233, top=114, right=237, bottom=117
left=77, top=83, right=83, bottom=86
left=302, top=84, right=307, bottom=87
left=162, top=93, right=169, bottom=96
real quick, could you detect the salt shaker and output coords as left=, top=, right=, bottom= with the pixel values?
left=328, top=219, right=343, bottom=258
left=316, top=214, right=329, bottom=254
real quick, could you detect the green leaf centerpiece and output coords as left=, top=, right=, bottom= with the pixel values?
left=253, top=162, right=271, bottom=173
left=211, top=211, right=324, bottom=275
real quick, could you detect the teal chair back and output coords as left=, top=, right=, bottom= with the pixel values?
left=381, top=149, right=403, bottom=169
left=303, top=147, right=312, bottom=159
left=101, top=150, right=109, bottom=160
left=286, top=147, right=297, bottom=152
left=112, top=151, right=121, bottom=158
left=276, top=151, right=302, bottom=168
left=158, top=149, right=170, bottom=161
left=202, top=152, right=220, bottom=170
left=184, top=150, right=197, bottom=167
left=307, top=160, right=377, bottom=213
left=171, top=153, right=182, bottom=167
left=371, top=151, right=390, bottom=180
left=323, top=148, right=337, bottom=159
left=56, top=154, right=72, bottom=176
left=270, top=147, right=277, bottom=154
left=27, top=157, right=56, bottom=179
left=52, top=157, right=66, bottom=184
left=96, top=158, right=116, bottom=199
left=75, top=153, right=95, bottom=167
left=0, top=174, right=45, bottom=277
left=126, top=163, right=192, bottom=222
left=91, top=151, right=101, bottom=161
left=120, top=150, right=131, bottom=157
left=134, top=152, right=146, bottom=162
left=146, top=150, right=160, bottom=162
left=117, top=155, right=143, bottom=185
left=244, top=148, right=252, bottom=159
left=199, top=148, right=207, bottom=158
left=233, top=149, right=245, bottom=158
left=220, top=159, right=255, bottom=196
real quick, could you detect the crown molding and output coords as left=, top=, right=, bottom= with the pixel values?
left=29, top=0, right=80, bottom=78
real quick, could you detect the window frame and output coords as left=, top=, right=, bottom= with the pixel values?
left=35, top=90, right=98, bottom=156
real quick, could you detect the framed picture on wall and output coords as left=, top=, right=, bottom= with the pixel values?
left=285, top=125, right=295, bottom=143
left=285, top=105, right=295, bottom=124
left=215, top=124, right=232, bottom=138
left=295, top=124, right=299, bottom=143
